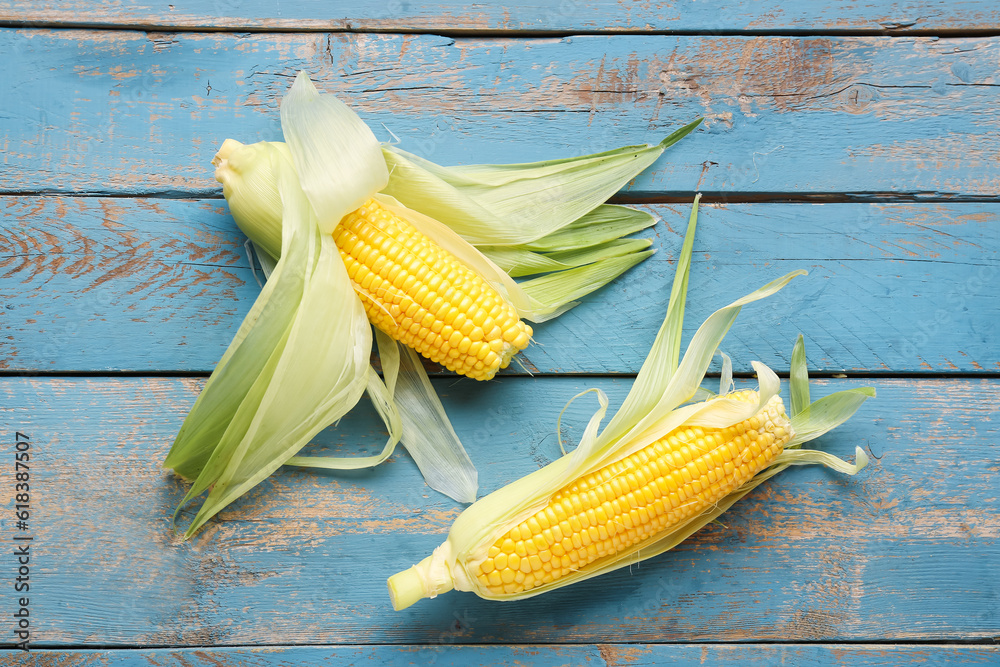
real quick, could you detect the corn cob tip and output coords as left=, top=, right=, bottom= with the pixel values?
left=387, top=547, right=457, bottom=611
left=387, top=560, right=432, bottom=611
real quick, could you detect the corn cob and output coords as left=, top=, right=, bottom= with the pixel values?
left=386, top=197, right=873, bottom=609
left=336, top=198, right=532, bottom=381
left=475, top=390, right=790, bottom=595
left=213, top=137, right=534, bottom=382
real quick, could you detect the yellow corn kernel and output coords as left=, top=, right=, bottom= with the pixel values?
left=473, top=391, right=792, bottom=595
left=334, top=198, right=532, bottom=381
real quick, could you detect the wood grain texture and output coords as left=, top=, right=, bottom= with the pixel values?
left=3, top=30, right=1000, bottom=197
left=3, top=198, right=995, bottom=374
left=0, top=376, right=996, bottom=646
left=2, top=1, right=999, bottom=32
left=3, top=1, right=997, bottom=659
left=3, top=644, right=998, bottom=666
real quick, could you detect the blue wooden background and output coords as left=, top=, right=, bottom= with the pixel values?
left=1, top=1, right=998, bottom=665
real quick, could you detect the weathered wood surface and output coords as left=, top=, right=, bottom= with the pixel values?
left=3, top=198, right=995, bottom=375
left=2, top=0, right=999, bottom=33
left=3, top=30, right=1000, bottom=198
left=1, top=0, right=997, bottom=660
left=4, top=645, right=999, bottom=667
left=0, top=376, right=996, bottom=646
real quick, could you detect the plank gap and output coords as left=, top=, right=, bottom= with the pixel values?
left=17, top=639, right=1000, bottom=650
left=4, top=191, right=1000, bottom=205
left=3, top=370, right=999, bottom=380
left=3, top=21, right=1000, bottom=38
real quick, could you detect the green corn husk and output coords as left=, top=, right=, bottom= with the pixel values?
left=379, top=122, right=699, bottom=247
left=167, top=74, right=474, bottom=535
left=164, top=143, right=378, bottom=537
left=165, top=71, right=700, bottom=534
left=386, top=197, right=875, bottom=609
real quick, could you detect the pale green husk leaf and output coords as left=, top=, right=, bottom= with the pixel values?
left=480, top=247, right=571, bottom=277
left=253, top=241, right=279, bottom=280
left=544, top=237, right=653, bottom=269
left=789, top=386, right=877, bottom=447
left=771, top=446, right=870, bottom=475
left=284, top=366, right=403, bottom=471
left=589, top=195, right=703, bottom=451
left=516, top=249, right=654, bottom=316
left=519, top=205, right=657, bottom=252
left=790, top=333, right=810, bottom=416
left=482, top=238, right=652, bottom=278
left=478, top=204, right=658, bottom=303
left=285, top=329, right=479, bottom=505
left=280, top=71, right=388, bottom=234
left=380, top=119, right=701, bottom=246
left=166, top=145, right=372, bottom=537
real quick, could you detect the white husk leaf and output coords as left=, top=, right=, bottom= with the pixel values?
left=718, top=351, right=734, bottom=395
left=387, top=333, right=479, bottom=504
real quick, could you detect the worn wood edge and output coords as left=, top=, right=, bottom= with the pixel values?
left=1, top=644, right=998, bottom=666
left=2, top=0, right=1000, bottom=33
left=2, top=197, right=996, bottom=374
left=2, top=31, right=1000, bottom=197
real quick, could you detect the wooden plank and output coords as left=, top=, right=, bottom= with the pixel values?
left=0, top=376, right=996, bottom=646
left=4, top=644, right=999, bottom=666
left=2, top=0, right=999, bottom=33
left=3, top=31, right=1000, bottom=197
left=3, top=198, right=996, bottom=374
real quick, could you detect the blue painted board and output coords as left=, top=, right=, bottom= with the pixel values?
left=2, top=0, right=997, bottom=659
left=3, top=198, right=995, bottom=374
left=0, top=375, right=995, bottom=645
left=2, top=31, right=999, bottom=197
left=1, top=0, right=998, bottom=32
left=2, top=644, right=998, bottom=666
